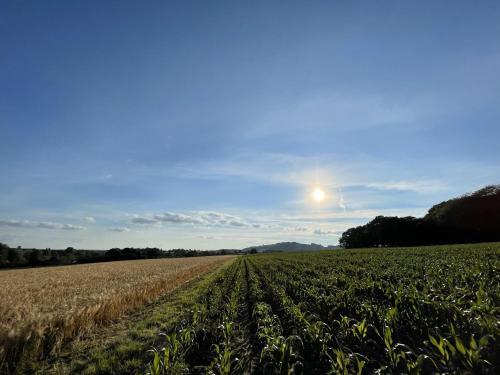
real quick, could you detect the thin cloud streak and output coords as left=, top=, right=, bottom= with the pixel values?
left=131, top=211, right=250, bottom=228
left=109, top=227, right=130, bottom=232
left=0, top=219, right=86, bottom=231
left=175, top=152, right=449, bottom=195
left=313, top=229, right=341, bottom=236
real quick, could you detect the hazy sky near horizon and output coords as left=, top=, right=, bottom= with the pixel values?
left=1, top=1, right=499, bottom=249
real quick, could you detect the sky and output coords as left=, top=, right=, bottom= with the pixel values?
left=1, top=1, right=499, bottom=249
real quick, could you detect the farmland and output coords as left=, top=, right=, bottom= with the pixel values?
left=0, top=255, right=235, bottom=372
left=3, top=244, right=500, bottom=374
left=146, top=243, right=499, bottom=374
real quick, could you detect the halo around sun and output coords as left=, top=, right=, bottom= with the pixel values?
left=312, top=187, right=325, bottom=202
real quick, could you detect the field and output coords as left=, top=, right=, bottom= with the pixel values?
left=145, top=243, right=499, bottom=374
left=0, top=255, right=235, bottom=372
left=3, top=244, right=500, bottom=374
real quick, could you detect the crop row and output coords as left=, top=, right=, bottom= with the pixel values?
left=149, top=244, right=499, bottom=374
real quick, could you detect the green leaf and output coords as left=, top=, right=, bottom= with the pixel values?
left=455, top=337, right=466, bottom=356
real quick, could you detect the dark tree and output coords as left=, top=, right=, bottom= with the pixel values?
left=340, top=185, right=500, bottom=248
left=0, top=244, right=8, bottom=265
left=27, top=249, right=41, bottom=265
left=7, top=248, right=20, bottom=263
left=65, top=247, right=75, bottom=254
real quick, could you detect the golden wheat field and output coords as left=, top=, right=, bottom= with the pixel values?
left=0, top=255, right=235, bottom=367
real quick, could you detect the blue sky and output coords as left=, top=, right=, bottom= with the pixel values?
left=1, top=1, right=499, bottom=249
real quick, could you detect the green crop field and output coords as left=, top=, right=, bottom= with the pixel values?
left=145, top=243, right=499, bottom=374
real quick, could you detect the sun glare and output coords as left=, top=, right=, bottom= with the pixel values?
left=312, top=187, right=325, bottom=202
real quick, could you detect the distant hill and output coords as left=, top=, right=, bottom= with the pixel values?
left=243, top=242, right=339, bottom=253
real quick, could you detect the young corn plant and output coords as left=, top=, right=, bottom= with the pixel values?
left=379, top=325, right=413, bottom=371
left=147, top=304, right=206, bottom=375
left=260, top=335, right=303, bottom=375
left=428, top=333, right=493, bottom=372
left=209, top=342, right=233, bottom=375
left=254, top=302, right=303, bottom=374
left=351, top=319, right=368, bottom=340
left=453, top=335, right=486, bottom=370
left=148, top=329, right=193, bottom=375
left=209, top=315, right=241, bottom=375
left=327, top=349, right=366, bottom=375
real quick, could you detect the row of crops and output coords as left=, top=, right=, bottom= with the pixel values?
left=148, top=244, right=499, bottom=374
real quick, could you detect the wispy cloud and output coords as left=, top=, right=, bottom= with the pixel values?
left=276, top=207, right=429, bottom=223
left=109, top=227, right=130, bottom=232
left=283, top=226, right=310, bottom=233
left=176, top=152, right=337, bottom=187
left=0, top=219, right=86, bottom=231
left=360, top=180, right=447, bottom=193
left=154, top=212, right=205, bottom=224
left=196, top=234, right=217, bottom=240
left=338, top=188, right=346, bottom=211
left=131, top=216, right=158, bottom=224
left=313, top=228, right=341, bottom=236
left=83, top=216, right=96, bottom=223
left=131, top=211, right=250, bottom=228
left=177, top=152, right=448, bottom=196
left=245, top=93, right=417, bottom=138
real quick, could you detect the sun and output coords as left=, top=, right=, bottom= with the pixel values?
left=312, top=187, right=325, bottom=202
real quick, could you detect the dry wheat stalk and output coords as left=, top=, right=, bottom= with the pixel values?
left=0, top=255, right=235, bottom=367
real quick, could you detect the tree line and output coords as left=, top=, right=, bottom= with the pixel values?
left=0, top=243, right=241, bottom=269
left=339, top=185, right=500, bottom=248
